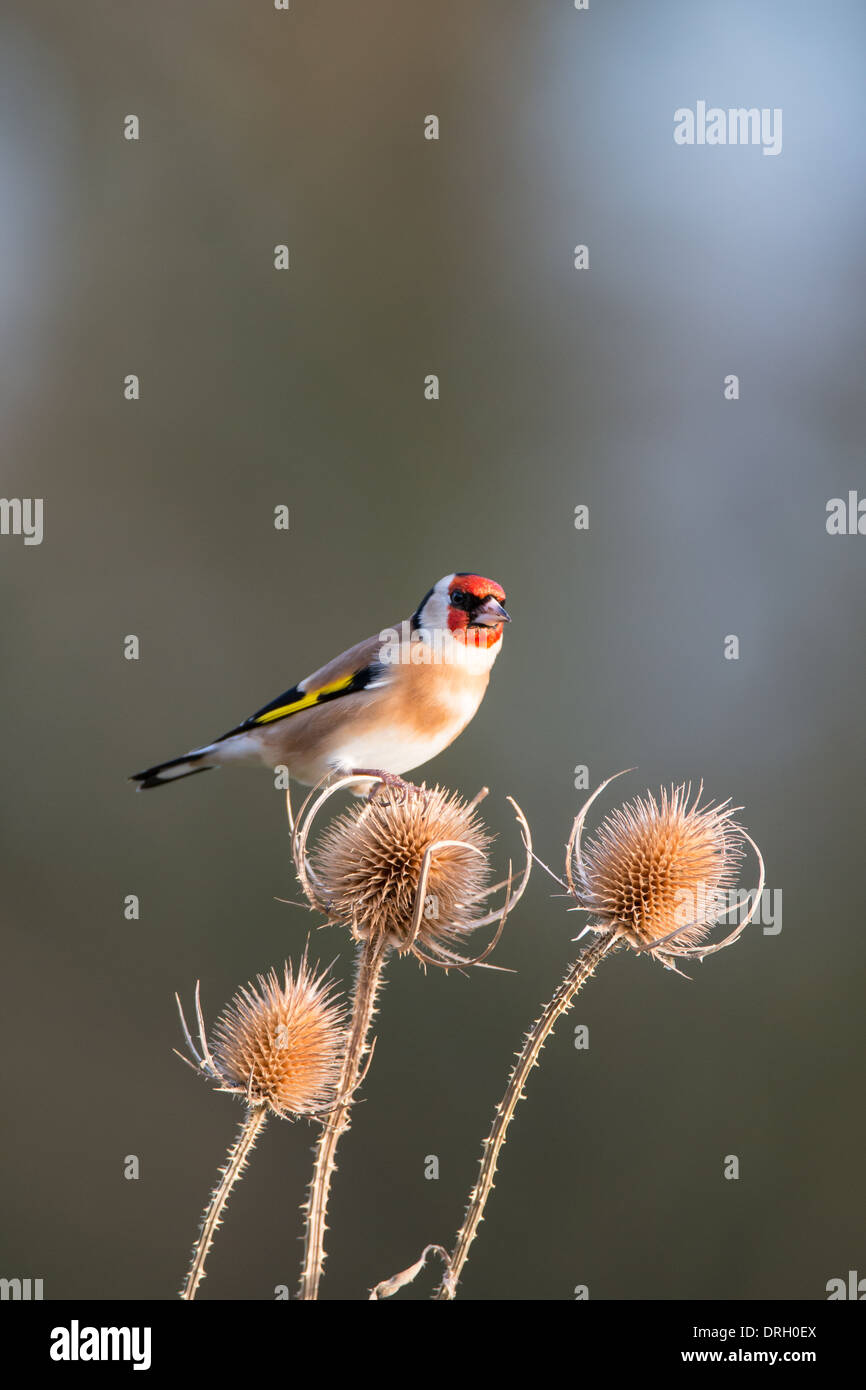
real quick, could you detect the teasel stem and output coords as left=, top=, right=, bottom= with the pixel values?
left=181, top=1105, right=268, bottom=1301
left=435, top=930, right=621, bottom=1299
left=299, top=935, right=387, bottom=1299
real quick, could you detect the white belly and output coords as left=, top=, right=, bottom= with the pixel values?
left=323, top=722, right=461, bottom=779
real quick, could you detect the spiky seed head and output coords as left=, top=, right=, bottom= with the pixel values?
left=311, top=784, right=492, bottom=956
left=208, top=958, right=345, bottom=1118
left=578, top=785, right=746, bottom=952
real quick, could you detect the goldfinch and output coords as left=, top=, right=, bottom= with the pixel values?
left=131, top=572, right=510, bottom=791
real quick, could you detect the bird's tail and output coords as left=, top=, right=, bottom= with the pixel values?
left=130, top=750, right=215, bottom=790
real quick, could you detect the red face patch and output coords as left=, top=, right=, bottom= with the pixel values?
left=451, top=624, right=504, bottom=649
left=447, top=574, right=507, bottom=646
left=448, top=574, right=506, bottom=603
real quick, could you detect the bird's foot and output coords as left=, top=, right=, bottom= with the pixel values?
left=351, top=768, right=416, bottom=804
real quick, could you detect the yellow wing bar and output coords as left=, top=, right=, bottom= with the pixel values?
left=251, top=673, right=359, bottom=726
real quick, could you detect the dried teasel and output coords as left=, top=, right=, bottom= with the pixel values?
left=434, top=771, right=767, bottom=1301
left=175, top=952, right=346, bottom=1300
left=288, top=775, right=532, bottom=970
left=290, top=773, right=532, bottom=1300
left=176, top=953, right=346, bottom=1119
left=564, top=772, right=765, bottom=971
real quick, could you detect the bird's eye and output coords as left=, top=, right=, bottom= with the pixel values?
left=451, top=590, right=467, bottom=608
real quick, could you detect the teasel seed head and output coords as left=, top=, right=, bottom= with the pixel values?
left=176, top=953, right=346, bottom=1119
left=566, top=772, right=764, bottom=970
left=288, top=775, right=533, bottom=970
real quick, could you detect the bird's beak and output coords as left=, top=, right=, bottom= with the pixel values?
left=472, top=597, right=511, bottom=626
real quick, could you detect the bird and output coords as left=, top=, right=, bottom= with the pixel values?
left=130, top=572, right=510, bottom=792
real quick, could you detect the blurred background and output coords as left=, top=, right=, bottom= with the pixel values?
left=2, top=0, right=865, bottom=1301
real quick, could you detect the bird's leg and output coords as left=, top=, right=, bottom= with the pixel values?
left=350, top=768, right=415, bottom=803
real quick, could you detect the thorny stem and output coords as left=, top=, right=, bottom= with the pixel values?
left=299, top=935, right=387, bottom=1299
left=180, top=1105, right=268, bottom=1300
left=435, top=930, right=621, bottom=1299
